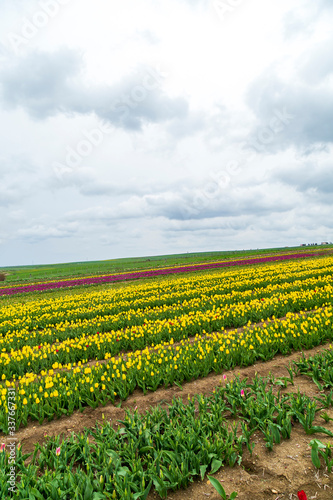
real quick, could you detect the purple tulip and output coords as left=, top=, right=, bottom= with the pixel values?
left=0, top=252, right=322, bottom=297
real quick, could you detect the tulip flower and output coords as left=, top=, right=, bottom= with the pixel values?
left=297, top=491, right=307, bottom=500
left=0, top=251, right=319, bottom=296
left=56, top=447, right=61, bottom=456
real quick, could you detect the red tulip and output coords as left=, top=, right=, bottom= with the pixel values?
left=297, top=491, right=307, bottom=500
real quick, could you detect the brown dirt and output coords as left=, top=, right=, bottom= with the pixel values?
left=2, top=342, right=333, bottom=499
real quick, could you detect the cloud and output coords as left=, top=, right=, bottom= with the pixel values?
left=2, top=1, right=333, bottom=265
left=62, top=179, right=296, bottom=227
left=283, top=1, right=333, bottom=39
left=298, top=38, right=333, bottom=84
left=0, top=155, right=41, bottom=206
left=0, top=49, right=82, bottom=119
left=244, top=3, right=333, bottom=153
left=166, top=110, right=206, bottom=138
left=273, top=160, right=333, bottom=196
left=0, top=186, right=21, bottom=207
left=17, top=223, right=77, bottom=242
left=135, top=29, right=160, bottom=45
left=143, top=183, right=296, bottom=221
left=246, top=68, right=333, bottom=152
left=317, top=0, right=333, bottom=9
left=0, top=48, right=190, bottom=130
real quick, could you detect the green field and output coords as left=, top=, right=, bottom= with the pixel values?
left=1, top=245, right=331, bottom=285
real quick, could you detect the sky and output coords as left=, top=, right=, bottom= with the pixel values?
left=0, top=0, right=332, bottom=267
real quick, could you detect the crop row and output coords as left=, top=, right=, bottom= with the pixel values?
left=0, top=305, right=332, bottom=433
left=2, top=256, right=332, bottom=331
left=1, top=277, right=333, bottom=380
left=1, top=268, right=332, bottom=339
left=0, top=252, right=326, bottom=297
left=1, top=261, right=333, bottom=358
left=1, top=368, right=333, bottom=499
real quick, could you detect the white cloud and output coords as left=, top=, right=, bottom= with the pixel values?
left=0, top=0, right=333, bottom=265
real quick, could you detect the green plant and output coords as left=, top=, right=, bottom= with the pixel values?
left=208, top=477, right=238, bottom=499
left=309, top=439, right=333, bottom=472
left=320, top=412, right=333, bottom=423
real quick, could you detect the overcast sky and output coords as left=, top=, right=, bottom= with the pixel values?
left=0, top=0, right=332, bottom=266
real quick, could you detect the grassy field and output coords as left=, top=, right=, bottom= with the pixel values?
left=1, top=245, right=332, bottom=284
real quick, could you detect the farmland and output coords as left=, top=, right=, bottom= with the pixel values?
left=1, top=248, right=333, bottom=499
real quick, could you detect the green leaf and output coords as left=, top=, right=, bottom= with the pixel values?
left=50, top=484, right=59, bottom=500
left=29, top=488, right=44, bottom=500
left=162, top=450, right=180, bottom=464
left=310, top=439, right=326, bottom=449
left=92, top=494, right=107, bottom=500
left=151, top=475, right=167, bottom=498
left=210, top=459, right=223, bottom=474
left=174, top=381, right=183, bottom=390
left=230, top=492, right=238, bottom=499
left=309, top=426, right=333, bottom=437
left=208, top=476, right=226, bottom=499
left=84, top=481, right=94, bottom=500
left=271, top=424, right=281, bottom=444
left=275, top=379, right=287, bottom=387
left=139, top=446, right=154, bottom=454
left=117, top=466, right=130, bottom=477
left=312, top=378, right=323, bottom=391
left=311, top=443, right=321, bottom=469
left=133, top=480, right=152, bottom=500
left=106, top=450, right=121, bottom=460
left=200, top=464, right=208, bottom=481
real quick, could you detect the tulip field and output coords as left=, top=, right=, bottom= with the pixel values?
left=0, top=249, right=333, bottom=499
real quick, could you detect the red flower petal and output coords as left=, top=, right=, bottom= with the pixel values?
left=297, top=491, right=307, bottom=500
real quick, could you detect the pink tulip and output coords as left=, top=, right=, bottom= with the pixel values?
left=0, top=252, right=319, bottom=296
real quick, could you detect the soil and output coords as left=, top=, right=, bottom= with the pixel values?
left=2, top=342, right=333, bottom=499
